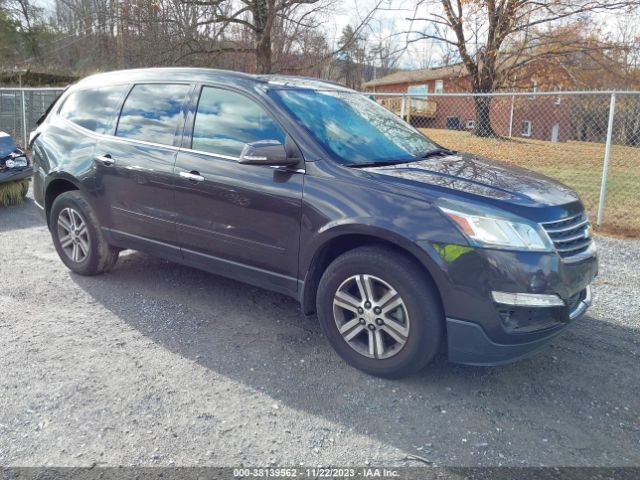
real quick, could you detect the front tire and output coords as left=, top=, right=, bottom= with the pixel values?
left=50, top=191, right=119, bottom=275
left=317, top=246, right=443, bottom=378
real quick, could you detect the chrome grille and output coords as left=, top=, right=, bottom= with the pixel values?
left=541, top=213, right=592, bottom=259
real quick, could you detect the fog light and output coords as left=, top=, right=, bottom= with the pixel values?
left=492, top=291, right=565, bottom=307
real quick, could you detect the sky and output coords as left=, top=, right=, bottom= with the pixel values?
left=330, top=0, right=437, bottom=69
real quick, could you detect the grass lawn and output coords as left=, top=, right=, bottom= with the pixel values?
left=422, top=128, right=640, bottom=237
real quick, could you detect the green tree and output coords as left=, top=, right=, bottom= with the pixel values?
left=0, top=9, right=22, bottom=66
left=339, top=24, right=366, bottom=89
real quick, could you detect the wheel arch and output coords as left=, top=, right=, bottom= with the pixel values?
left=299, top=226, right=446, bottom=316
left=44, top=176, right=81, bottom=228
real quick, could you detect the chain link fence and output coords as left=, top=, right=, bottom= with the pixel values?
left=1, top=87, right=638, bottom=236
left=371, top=90, right=640, bottom=237
left=0, top=88, right=65, bottom=150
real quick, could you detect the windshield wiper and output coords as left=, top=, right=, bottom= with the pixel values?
left=346, top=159, right=414, bottom=168
left=346, top=148, right=455, bottom=168
left=417, top=147, right=455, bottom=158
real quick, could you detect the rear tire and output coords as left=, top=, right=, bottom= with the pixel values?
left=50, top=191, right=118, bottom=275
left=317, top=245, right=443, bottom=378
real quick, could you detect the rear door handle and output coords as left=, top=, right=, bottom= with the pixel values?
left=179, top=171, right=205, bottom=182
left=95, top=154, right=115, bottom=166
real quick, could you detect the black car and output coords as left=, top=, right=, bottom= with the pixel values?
left=30, top=68, right=597, bottom=377
left=1, top=131, right=31, bottom=206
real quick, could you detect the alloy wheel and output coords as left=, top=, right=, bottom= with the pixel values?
left=57, top=207, right=90, bottom=263
left=332, top=274, right=411, bottom=359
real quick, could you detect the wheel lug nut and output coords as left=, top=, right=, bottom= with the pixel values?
left=373, top=307, right=381, bottom=314
left=357, top=307, right=364, bottom=314
left=368, top=324, right=376, bottom=331
left=376, top=318, right=384, bottom=326
left=364, top=301, right=371, bottom=309
left=359, top=318, right=366, bottom=325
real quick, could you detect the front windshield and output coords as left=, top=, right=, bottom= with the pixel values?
left=273, top=89, right=439, bottom=165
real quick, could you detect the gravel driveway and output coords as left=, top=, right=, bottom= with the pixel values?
left=1, top=193, right=639, bottom=467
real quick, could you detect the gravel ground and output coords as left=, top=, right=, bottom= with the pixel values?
left=1, top=193, right=639, bottom=467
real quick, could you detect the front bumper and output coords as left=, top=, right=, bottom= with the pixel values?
left=427, top=241, right=598, bottom=366
left=447, top=286, right=592, bottom=366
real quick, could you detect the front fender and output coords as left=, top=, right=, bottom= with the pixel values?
left=298, top=219, right=464, bottom=316
left=307, top=218, right=442, bottom=272
left=298, top=173, right=469, bottom=311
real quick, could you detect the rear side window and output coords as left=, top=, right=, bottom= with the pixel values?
left=191, top=86, right=285, bottom=157
left=116, top=84, right=190, bottom=146
left=59, top=85, right=128, bottom=134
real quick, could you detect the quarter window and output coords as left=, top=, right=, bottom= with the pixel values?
left=59, top=85, right=128, bottom=134
left=191, top=87, right=285, bottom=157
left=116, top=84, right=190, bottom=146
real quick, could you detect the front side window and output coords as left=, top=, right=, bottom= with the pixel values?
left=274, top=89, right=438, bottom=165
left=59, top=85, right=128, bottom=134
left=191, top=86, right=285, bottom=157
left=116, top=84, right=190, bottom=146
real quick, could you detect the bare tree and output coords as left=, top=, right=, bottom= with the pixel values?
left=409, top=0, right=639, bottom=137
left=179, top=0, right=335, bottom=73
left=7, top=0, right=387, bottom=84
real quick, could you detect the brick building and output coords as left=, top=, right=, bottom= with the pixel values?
left=363, top=63, right=571, bottom=142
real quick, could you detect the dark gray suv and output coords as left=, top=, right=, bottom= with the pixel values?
left=30, top=68, right=597, bottom=377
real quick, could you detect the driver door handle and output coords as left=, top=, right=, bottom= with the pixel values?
left=95, top=154, right=115, bottom=166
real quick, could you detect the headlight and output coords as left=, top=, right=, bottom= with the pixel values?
left=438, top=202, right=553, bottom=252
left=5, top=157, right=28, bottom=168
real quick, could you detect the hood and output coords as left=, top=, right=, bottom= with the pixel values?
left=0, top=131, right=18, bottom=159
left=363, top=152, right=579, bottom=208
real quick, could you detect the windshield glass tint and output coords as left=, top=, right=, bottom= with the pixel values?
left=274, top=90, right=437, bottom=164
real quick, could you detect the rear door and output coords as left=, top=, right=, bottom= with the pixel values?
left=172, top=85, right=304, bottom=294
left=94, top=83, right=191, bottom=253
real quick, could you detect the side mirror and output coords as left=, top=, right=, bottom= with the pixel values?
left=238, top=140, right=295, bottom=166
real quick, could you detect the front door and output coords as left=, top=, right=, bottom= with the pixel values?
left=95, top=83, right=191, bottom=251
left=173, top=86, right=304, bottom=295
